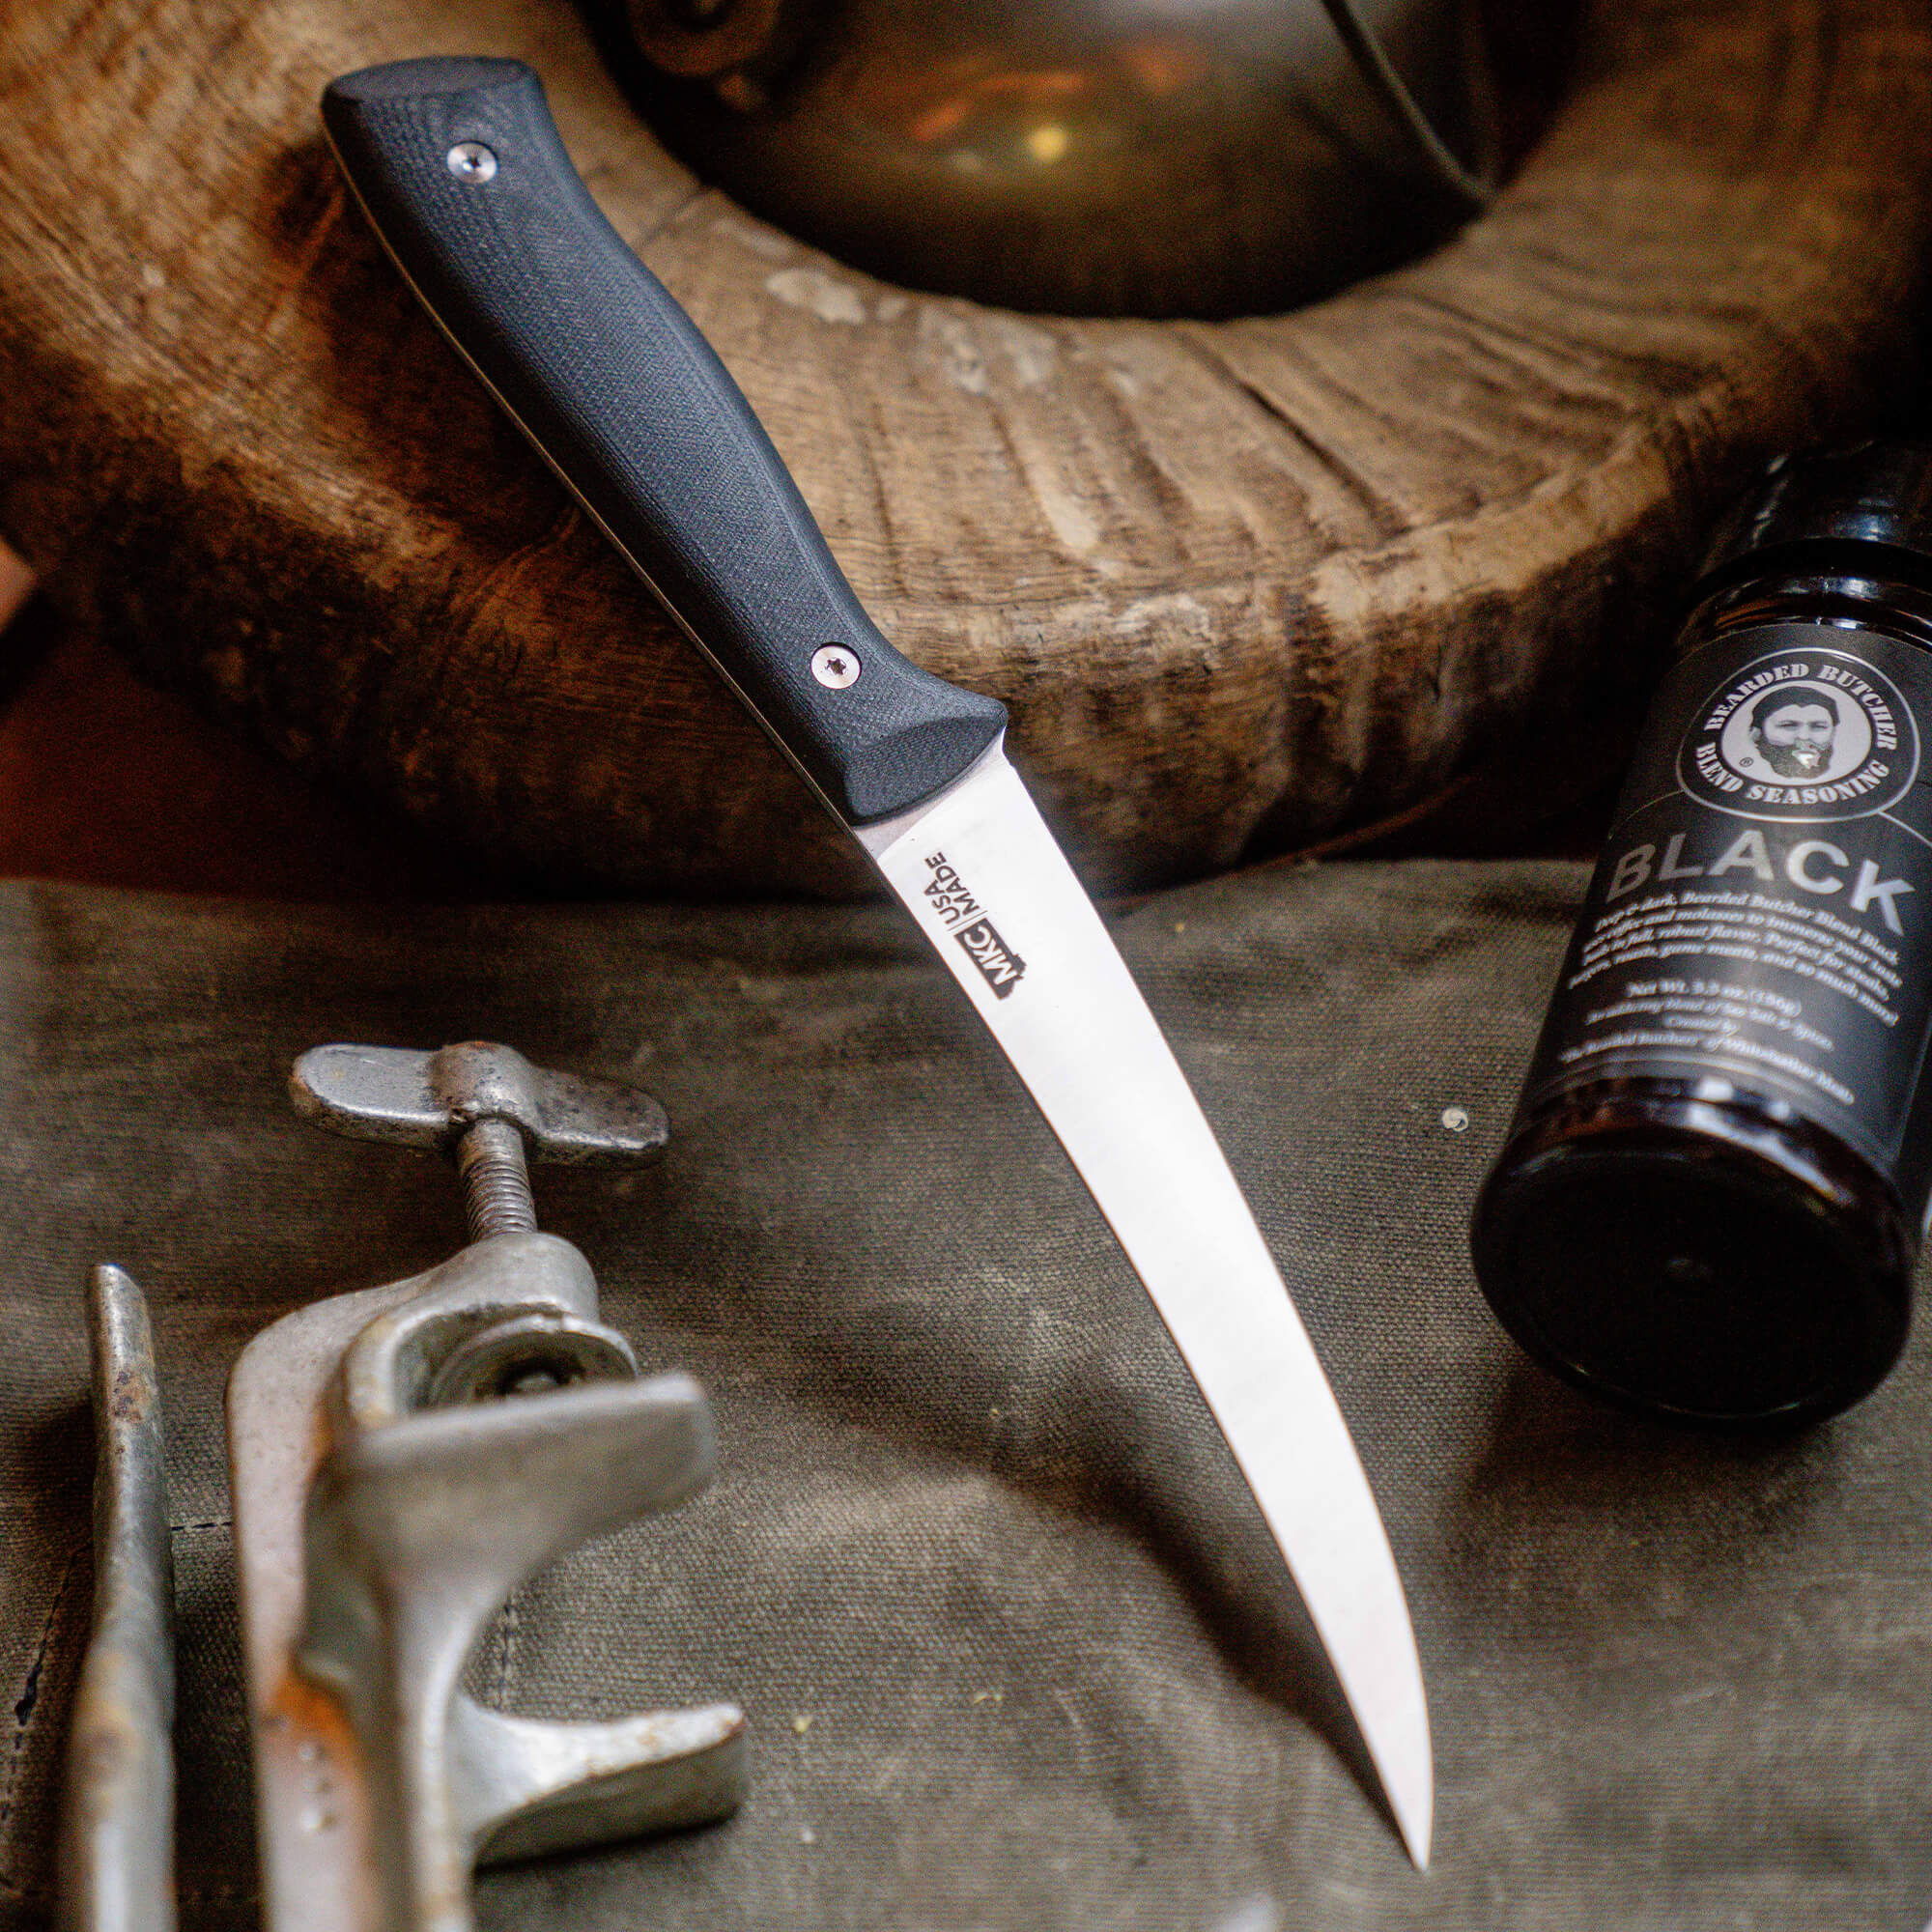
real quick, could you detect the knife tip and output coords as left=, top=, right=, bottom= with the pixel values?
left=1389, top=1773, right=1433, bottom=1872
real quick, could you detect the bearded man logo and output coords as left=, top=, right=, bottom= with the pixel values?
left=1734, top=686, right=1843, bottom=781
left=1680, top=651, right=1916, bottom=820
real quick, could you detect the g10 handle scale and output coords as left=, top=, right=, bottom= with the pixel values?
left=321, top=57, right=1006, bottom=827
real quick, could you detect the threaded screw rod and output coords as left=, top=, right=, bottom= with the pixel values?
left=455, top=1118, right=540, bottom=1240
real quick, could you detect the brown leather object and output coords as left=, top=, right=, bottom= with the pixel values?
left=2, top=2, right=1930, bottom=897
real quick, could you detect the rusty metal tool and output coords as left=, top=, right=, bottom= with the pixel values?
left=59, top=1264, right=178, bottom=1932
left=228, top=1040, right=744, bottom=1932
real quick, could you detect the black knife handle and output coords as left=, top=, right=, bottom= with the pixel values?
left=321, top=57, right=1006, bottom=826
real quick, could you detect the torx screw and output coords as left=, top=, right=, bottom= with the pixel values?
left=810, top=643, right=861, bottom=690
left=446, top=141, right=498, bottom=185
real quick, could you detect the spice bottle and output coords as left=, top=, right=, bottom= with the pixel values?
left=1471, top=441, right=1932, bottom=1423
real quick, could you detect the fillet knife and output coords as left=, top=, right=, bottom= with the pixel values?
left=322, top=55, right=1432, bottom=1866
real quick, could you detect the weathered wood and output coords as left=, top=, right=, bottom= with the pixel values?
left=0, top=540, right=31, bottom=637
left=2, top=1, right=1929, bottom=896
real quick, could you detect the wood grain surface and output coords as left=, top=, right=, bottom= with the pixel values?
left=2, top=0, right=1930, bottom=897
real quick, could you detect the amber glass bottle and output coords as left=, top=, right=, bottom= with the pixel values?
left=1472, top=442, right=1932, bottom=1423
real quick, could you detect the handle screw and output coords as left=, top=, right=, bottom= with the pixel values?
left=810, top=643, right=861, bottom=690
left=445, top=141, right=498, bottom=185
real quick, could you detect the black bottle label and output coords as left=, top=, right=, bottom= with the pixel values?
left=1521, top=623, right=1932, bottom=1197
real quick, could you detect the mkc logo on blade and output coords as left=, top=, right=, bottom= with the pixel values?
left=923, top=853, right=1027, bottom=998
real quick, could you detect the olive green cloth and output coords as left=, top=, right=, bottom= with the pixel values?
left=2, top=862, right=1929, bottom=1930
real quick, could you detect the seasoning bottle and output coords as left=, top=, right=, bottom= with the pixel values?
left=1471, top=440, right=1932, bottom=1423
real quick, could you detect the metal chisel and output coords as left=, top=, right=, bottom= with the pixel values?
left=321, top=55, right=1432, bottom=1865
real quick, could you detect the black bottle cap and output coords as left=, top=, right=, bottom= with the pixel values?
left=1695, top=439, right=1932, bottom=602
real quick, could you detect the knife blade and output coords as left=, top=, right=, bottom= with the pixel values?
left=321, top=55, right=1432, bottom=1865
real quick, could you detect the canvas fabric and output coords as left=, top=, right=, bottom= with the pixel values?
left=0, top=860, right=1927, bottom=1931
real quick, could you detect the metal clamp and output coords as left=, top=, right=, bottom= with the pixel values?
left=230, top=1042, right=745, bottom=1932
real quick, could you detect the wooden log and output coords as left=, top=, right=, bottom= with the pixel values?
left=2, top=0, right=1929, bottom=896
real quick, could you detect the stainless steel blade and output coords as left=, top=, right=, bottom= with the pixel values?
left=855, top=742, right=1433, bottom=1865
